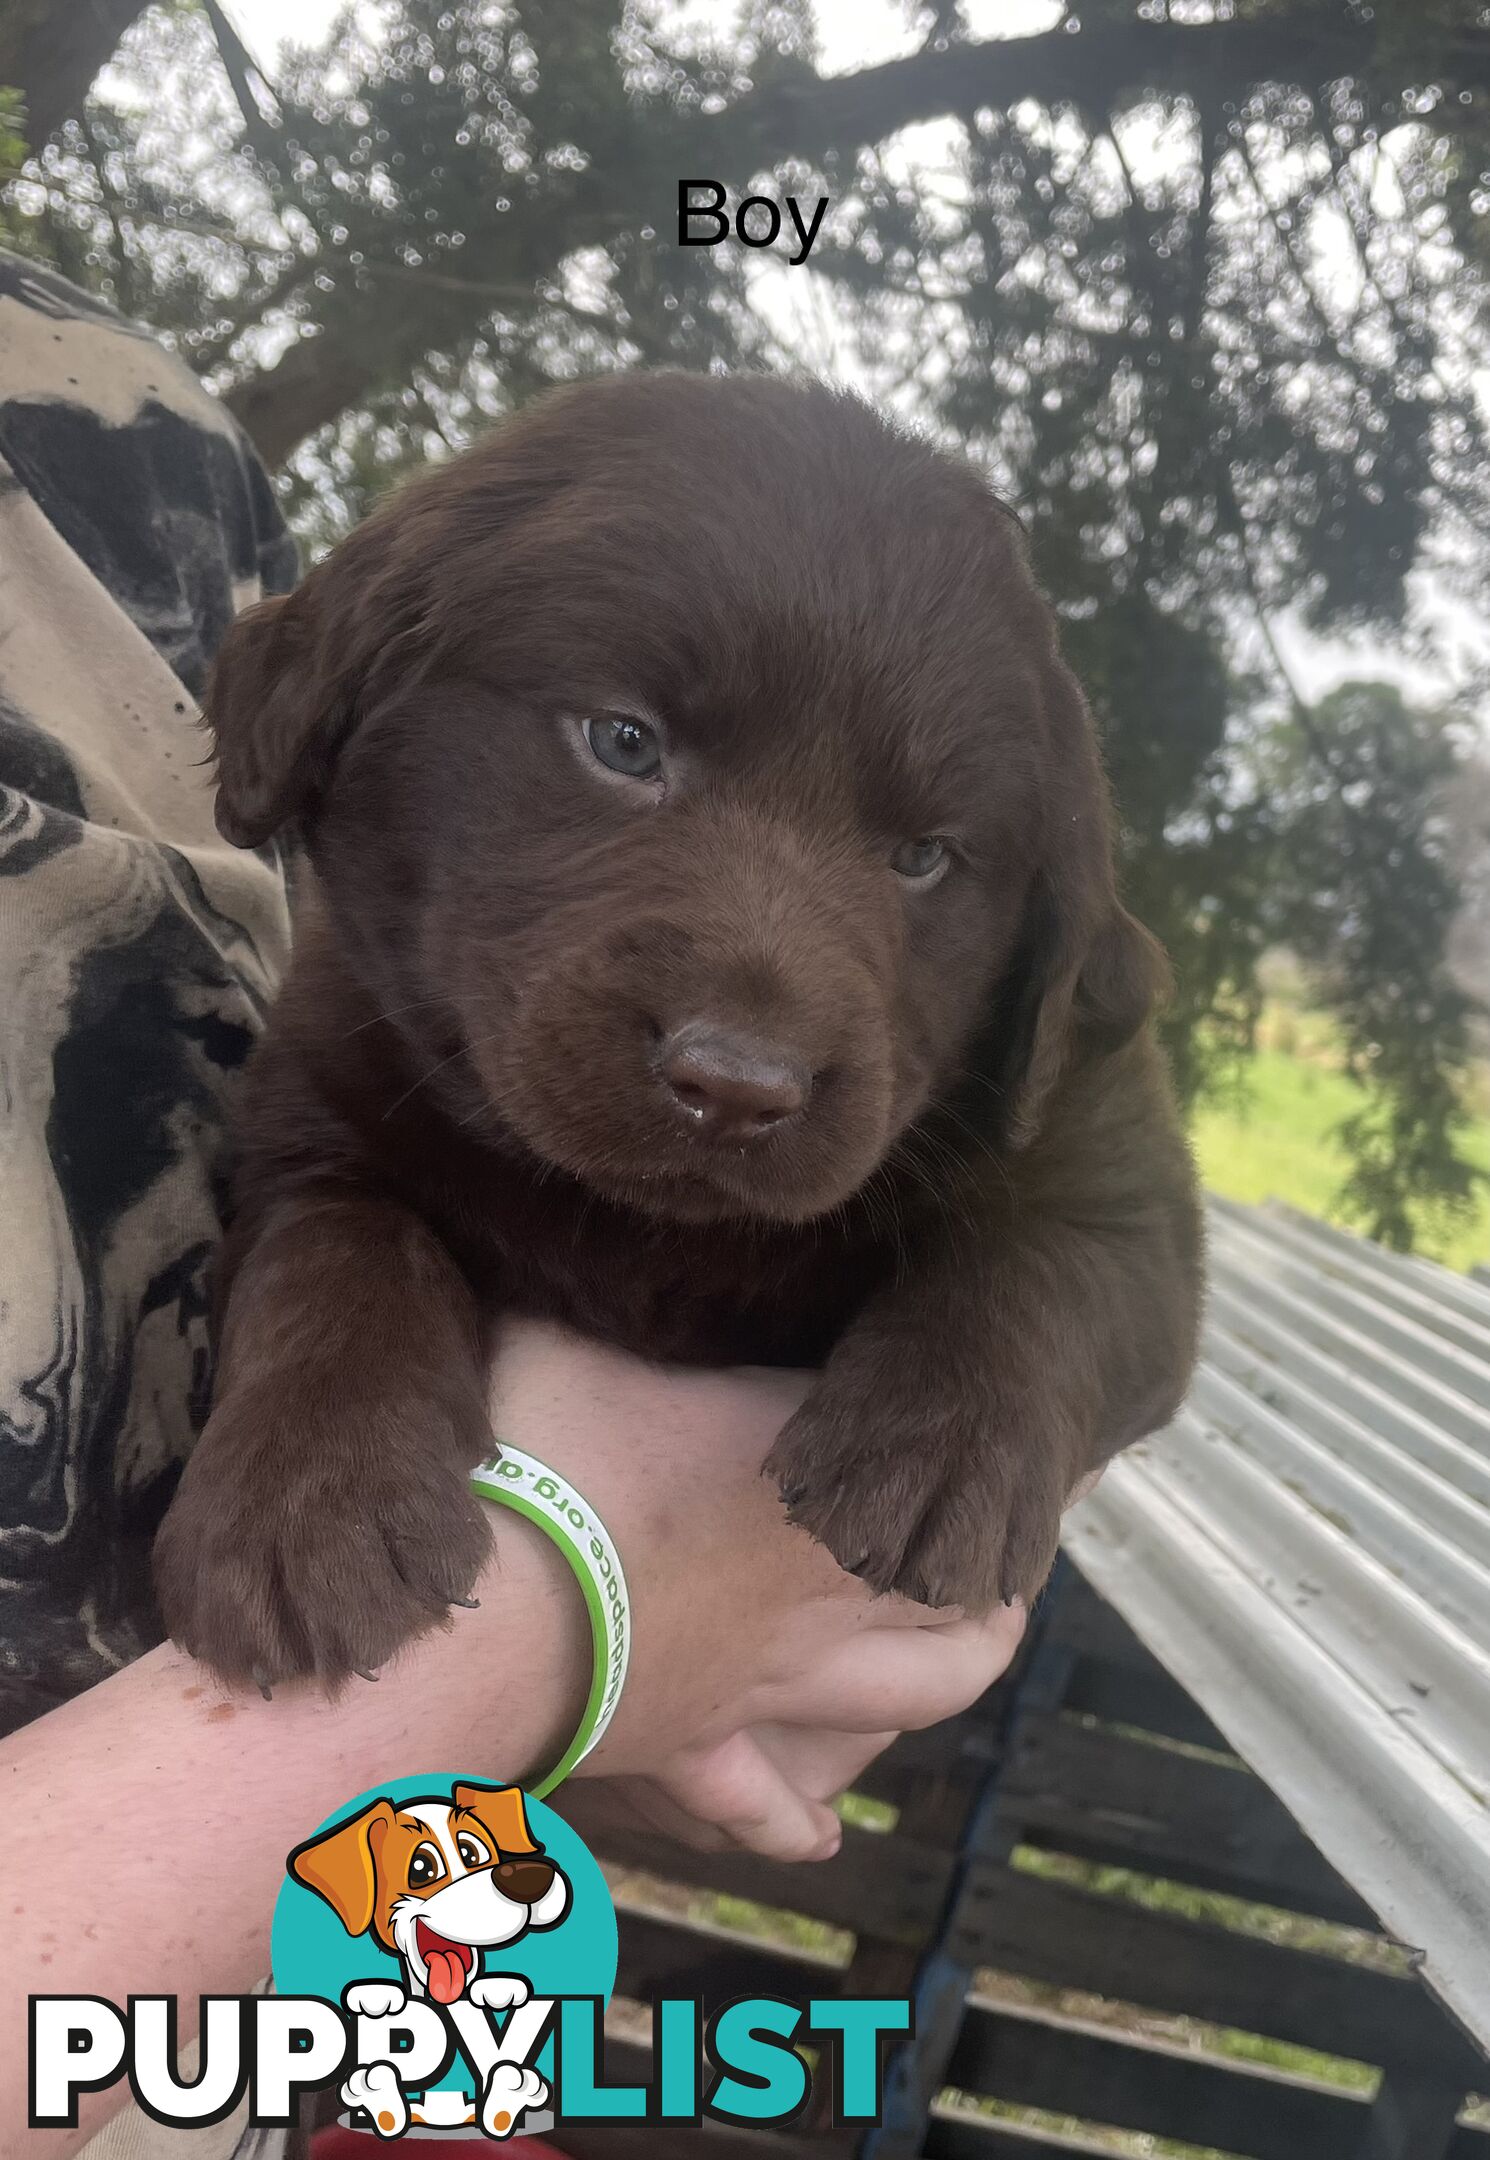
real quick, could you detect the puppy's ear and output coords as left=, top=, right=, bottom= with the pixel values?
left=287, top=1798, right=396, bottom=1937
left=208, top=489, right=423, bottom=848
left=993, top=653, right=1168, bottom=1149
left=207, top=577, right=353, bottom=848
left=453, top=1782, right=540, bottom=1858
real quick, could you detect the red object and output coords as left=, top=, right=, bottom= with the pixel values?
left=312, top=2129, right=567, bottom=2158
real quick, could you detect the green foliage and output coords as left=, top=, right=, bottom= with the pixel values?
left=0, top=88, right=25, bottom=172
left=1268, top=683, right=1484, bottom=1245
left=0, top=87, right=42, bottom=254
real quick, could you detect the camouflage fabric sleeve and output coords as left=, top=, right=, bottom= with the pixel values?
left=0, top=252, right=294, bottom=1735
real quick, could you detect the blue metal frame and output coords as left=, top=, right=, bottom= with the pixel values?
left=862, top=1557, right=1080, bottom=2160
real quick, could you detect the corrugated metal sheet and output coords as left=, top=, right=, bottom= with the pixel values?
left=1064, top=1196, right=1490, bottom=2054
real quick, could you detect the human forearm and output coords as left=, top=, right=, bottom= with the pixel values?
left=1, top=1321, right=1023, bottom=2159
left=0, top=1511, right=585, bottom=2158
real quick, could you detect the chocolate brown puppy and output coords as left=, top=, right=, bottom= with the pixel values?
left=154, top=373, right=1203, bottom=1687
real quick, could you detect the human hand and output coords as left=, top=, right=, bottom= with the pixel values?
left=485, top=1321, right=1033, bottom=1858
left=590, top=1647, right=1022, bottom=1862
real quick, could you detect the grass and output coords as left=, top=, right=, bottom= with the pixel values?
left=938, top=2088, right=1242, bottom=2158
left=1190, top=1028, right=1490, bottom=1275
left=607, top=1801, right=1490, bottom=2149
left=1009, top=1848, right=1412, bottom=1979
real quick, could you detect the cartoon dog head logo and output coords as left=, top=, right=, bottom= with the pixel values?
left=288, top=1782, right=570, bottom=2005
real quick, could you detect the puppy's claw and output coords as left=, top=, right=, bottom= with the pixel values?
left=251, top=1667, right=274, bottom=1703
left=450, top=1594, right=481, bottom=1610
left=353, top=1665, right=380, bottom=1683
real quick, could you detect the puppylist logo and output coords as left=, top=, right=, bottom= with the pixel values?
left=277, top=1779, right=582, bottom=2137
left=29, top=1775, right=912, bottom=2139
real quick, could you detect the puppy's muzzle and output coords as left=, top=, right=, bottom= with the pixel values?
left=656, top=1020, right=811, bottom=1144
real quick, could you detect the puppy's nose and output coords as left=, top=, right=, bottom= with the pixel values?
left=658, top=1022, right=810, bottom=1142
left=495, top=1857, right=556, bottom=1905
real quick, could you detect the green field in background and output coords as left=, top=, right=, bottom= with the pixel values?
left=1191, top=1039, right=1490, bottom=1275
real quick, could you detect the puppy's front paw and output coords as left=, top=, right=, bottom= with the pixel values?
left=765, top=1374, right=1066, bottom=1611
left=481, top=2062, right=548, bottom=2137
left=154, top=1383, right=492, bottom=1689
left=470, top=1978, right=533, bottom=2013
left=469, top=1974, right=531, bottom=2014
left=344, top=1982, right=406, bottom=2020
left=343, top=2062, right=408, bottom=2139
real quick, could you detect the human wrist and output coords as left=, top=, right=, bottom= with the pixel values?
left=178, top=1485, right=593, bottom=1794
left=412, top=1490, right=593, bottom=1787
left=470, top=1443, right=630, bottom=1788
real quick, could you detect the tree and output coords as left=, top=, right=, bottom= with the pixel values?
left=6, top=0, right=1487, bottom=1245
left=1264, top=682, right=1481, bottom=1248
left=0, top=0, right=148, bottom=154
left=1442, top=754, right=1490, bottom=1018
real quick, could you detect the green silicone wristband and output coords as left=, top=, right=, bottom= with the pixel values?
left=470, top=1445, right=631, bottom=1798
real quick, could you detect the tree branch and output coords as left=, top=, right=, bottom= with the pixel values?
left=711, top=17, right=1378, bottom=168
left=225, top=12, right=1388, bottom=466
left=199, top=0, right=285, bottom=171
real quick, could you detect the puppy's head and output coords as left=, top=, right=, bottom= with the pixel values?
left=211, top=374, right=1162, bottom=1219
left=289, top=1782, right=570, bottom=2003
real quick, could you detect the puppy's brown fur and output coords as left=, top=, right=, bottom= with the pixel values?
left=154, top=373, right=1202, bottom=1686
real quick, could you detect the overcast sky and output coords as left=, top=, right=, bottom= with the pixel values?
left=216, top=0, right=1486, bottom=708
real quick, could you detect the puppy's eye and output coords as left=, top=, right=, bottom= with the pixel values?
left=892, top=837, right=950, bottom=884
left=408, top=1843, right=444, bottom=1888
left=584, top=714, right=662, bottom=780
left=457, top=1834, right=490, bottom=1869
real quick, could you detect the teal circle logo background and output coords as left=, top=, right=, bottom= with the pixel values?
left=271, top=1774, right=617, bottom=2099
